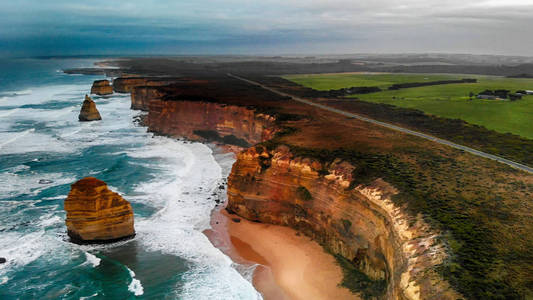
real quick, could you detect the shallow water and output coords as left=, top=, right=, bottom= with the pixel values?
left=0, top=58, right=259, bottom=299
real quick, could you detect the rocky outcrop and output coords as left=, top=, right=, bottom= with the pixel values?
left=121, top=75, right=459, bottom=298
left=78, top=95, right=102, bottom=121
left=64, top=177, right=135, bottom=244
left=147, top=99, right=278, bottom=147
left=90, top=79, right=113, bottom=95
left=227, top=145, right=460, bottom=300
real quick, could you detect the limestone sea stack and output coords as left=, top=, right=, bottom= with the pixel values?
left=79, top=95, right=102, bottom=121
left=90, top=79, right=113, bottom=95
left=64, top=177, right=135, bottom=244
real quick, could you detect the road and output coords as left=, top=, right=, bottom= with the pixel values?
left=228, top=73, right=533, bottom=174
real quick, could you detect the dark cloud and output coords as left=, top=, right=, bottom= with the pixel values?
left=1, top=0, right=532, bottom=57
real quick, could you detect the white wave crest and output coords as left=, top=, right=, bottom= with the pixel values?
left=84, top=252, right=101, bottom=267
left=126, top=267, right=144, bottom=296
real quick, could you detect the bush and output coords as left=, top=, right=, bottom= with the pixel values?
left=296, top=186, right=313, bottom=201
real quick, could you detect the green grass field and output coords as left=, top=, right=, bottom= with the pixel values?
left=283, top=73, right=533, bottom=139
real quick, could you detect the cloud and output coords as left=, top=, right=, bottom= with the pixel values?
left=0, top=0, right=532, bottom=56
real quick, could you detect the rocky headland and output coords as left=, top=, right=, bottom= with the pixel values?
left=64, top=177, right=135, bottom=244
left=102, top=66, right=533, bottom=300
left=90, top=79, right=113, bottom=95
left=79, top=95, right=102, bottom=121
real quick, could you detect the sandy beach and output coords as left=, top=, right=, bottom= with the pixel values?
left=205, top=208, right=357, bottom=300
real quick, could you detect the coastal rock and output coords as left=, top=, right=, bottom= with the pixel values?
left=90, top=79, right=113, bottom=95
left=0, top=257, right=6, bottom=264
left=227, top=145, right=461, bottom=300
left=147, top=99, right=277, bottom=148
left=78, top=95, right=102, bottom=121
left=64, top=177, right=135, bottom=244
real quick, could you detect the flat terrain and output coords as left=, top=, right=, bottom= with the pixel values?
left=284, top=73, right=533, bottom=139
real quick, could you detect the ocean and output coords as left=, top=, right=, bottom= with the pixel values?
left=0, top=58, right=259, bottom=299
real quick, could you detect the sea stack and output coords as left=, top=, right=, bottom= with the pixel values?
left=79, top=95, right=102, bottom=121
left=64, top=177, right=135, bottom=244
left=90, top=79, right=113, bottom=95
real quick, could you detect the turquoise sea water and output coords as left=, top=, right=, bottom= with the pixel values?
left=0, top=59, right=259, bottom=299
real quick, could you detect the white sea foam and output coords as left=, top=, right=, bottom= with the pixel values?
left=84, top=252, right=101, bottom=267
left=0, top=85, right=84, bottom=108
left=127, top=138, right=260, bottom=299
left=0, top=81, right=261, bottom=298
left=38, top=215, right=62, bottom=227
left=0, top=231, right=49, bottom=270
left=0, top=128, right=35, bottom=149
left=126, top=266, right=144, bottom=296
left=0, top=89, right=33, bottom=97
left=0, top=171, right=75, bottom=198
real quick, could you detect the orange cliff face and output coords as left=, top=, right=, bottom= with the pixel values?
left=146, top=99, right=278, bottom=148
left=131, top=86, right=165, bottom=110
left=90, top=79, right=113, bottom=95
left=227, top=145, right=461, bottom=300
left=120, top=75, right=459, bottom=298
left=64, top=177, right=135, bottom=244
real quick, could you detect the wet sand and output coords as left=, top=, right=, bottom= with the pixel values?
left=205, top=208, right=357, bottom=300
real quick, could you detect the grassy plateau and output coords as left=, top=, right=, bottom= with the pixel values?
left=284, top=73, right=533, bottom=139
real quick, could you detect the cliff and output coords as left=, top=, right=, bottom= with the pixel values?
left=64, top=177, right=135, bottom=244
left=131, top=86, right=165, bottom=110
left=117, top=72, right=533, bottom=299
left=90, top=79, right=113, bottom=95
left=146, top=99, right=277, bottom=148
left=227, top=145, right=460, bottom=299
left=79, top=95, right=102, bottom=121
left=113, top=77, right=183, bottom=93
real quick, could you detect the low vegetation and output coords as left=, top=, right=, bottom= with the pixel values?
left=327, top=100, right=533, bottom=166
left=260, top=133, right=533, bottom=299
left=284, top=73, right=533, bottom=139
left=335, top=254, right=387, bottom=299
left=193, top=130, right=250, bottom=147
left=296, top=186, right=313, bottom=201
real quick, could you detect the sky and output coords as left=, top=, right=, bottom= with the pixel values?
left=1, top=0, right=532, bottom=57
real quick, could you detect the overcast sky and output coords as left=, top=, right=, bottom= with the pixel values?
left=1, top=0, right=532, bottom=57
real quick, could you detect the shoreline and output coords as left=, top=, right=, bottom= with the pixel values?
left=205, top=200, right=357, bottom=300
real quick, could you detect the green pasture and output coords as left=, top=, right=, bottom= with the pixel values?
left=283, top=73, right=533, bottom=139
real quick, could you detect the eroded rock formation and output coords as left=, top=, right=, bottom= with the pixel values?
left=146, top=99, right=277, bottom=147
left=227, top=145, right=461, bottom=299
left=90, top=79, right=113, bottom=95
left=78, top=95, right=102, bottom=121
left=64, top=177, right=135, bottom=244
left=122, top=76, right=461, bottom=299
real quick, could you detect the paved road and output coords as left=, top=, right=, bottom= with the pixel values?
left=228, top=73, right=533, bottom=174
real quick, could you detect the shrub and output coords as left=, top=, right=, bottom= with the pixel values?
left=296, top=186, right=313, bottom=201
